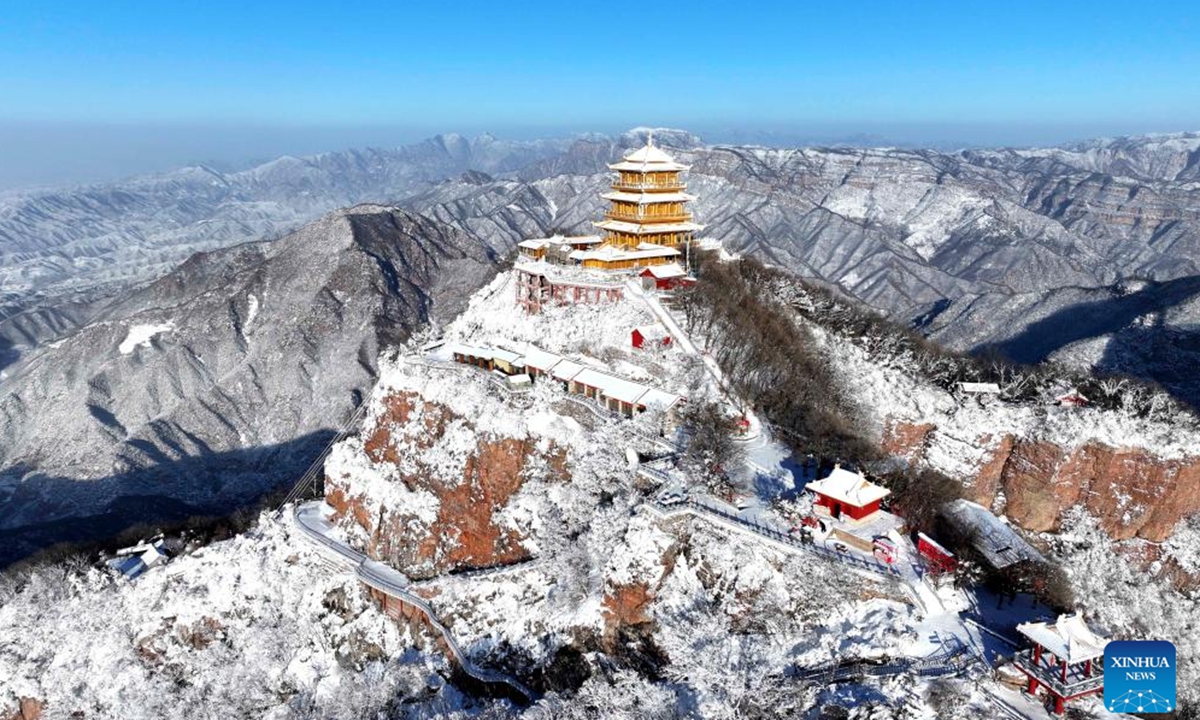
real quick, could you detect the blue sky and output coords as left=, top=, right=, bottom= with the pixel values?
left=1, top=0, right=1198, bottom=186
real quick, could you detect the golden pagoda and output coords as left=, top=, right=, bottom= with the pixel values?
left=570, top=135, right=704, bottom=271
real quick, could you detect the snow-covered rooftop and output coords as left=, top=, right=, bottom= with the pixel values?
left=514, top=261, right=629, bottom=286
left=515, top=345, right=564, bottom=372
left=551, top=360, right=585, bottom=382
left=637, top=386, right=684, bottom=410
left=491, top=348, right=522, bottom=364
left=568, top=244, right=681, bottom=263
left=957, top=382, right=1001, bottom=394
left=609, top=140, right=690, bottom=172
left=805, top=467, right=890, bottom=507
left=1016, top=614, right=1107, bottom=663
left=634, top=325, right=669, bottom=341
left=941, top=499, right=1045, bottom=570
left=573, top=368, right=649, bottom=405
left=446, top=343, right=520, bottom=365
left=601, top=191, right=695, bottom=204
left=593, top=219, right=704, bottom=234
left=641, top=263, right=687, bottom=279
left=520, top=235, right=604, bottom=253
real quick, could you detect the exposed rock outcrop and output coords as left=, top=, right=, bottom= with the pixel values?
left=2, top=698, right=43, bottom=720
left=973, top=436, right=1200, bottom=542
left=884, top=420, right=1200, bottom=541
left=880, top=420, right=936, bottom=463
left=327, top=391, right=566, bottom=577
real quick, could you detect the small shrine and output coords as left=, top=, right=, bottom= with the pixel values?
left=805, top=466, right=904, bottom=552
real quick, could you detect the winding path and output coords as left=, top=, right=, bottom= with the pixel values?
left=293, top=501, right=535, bottom=702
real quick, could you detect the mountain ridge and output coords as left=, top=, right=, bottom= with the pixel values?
left=0, top=204, right=501, bottom=564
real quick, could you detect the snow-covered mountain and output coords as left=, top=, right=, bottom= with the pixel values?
left=4, top=127, right=1200, bottom=560
left=404, top=131, right=1200, bottom=407
left=0, top=132, right=566, bottom=299
left=0, top=205, right=502, bottom=566
left=7, top=128, right=1199, bottom=409
left=4, top=255, right=1200, bottom=718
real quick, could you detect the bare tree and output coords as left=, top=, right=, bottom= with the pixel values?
left=679, top=401, right=745, bottom=494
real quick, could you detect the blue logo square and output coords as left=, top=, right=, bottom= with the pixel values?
left=1104, top=640, right=1176, bottom=714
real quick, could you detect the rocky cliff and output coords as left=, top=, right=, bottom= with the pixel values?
left=326, top=389, right=567, bottom=578
left=886, top=421, right=1200, bottom=542
left=760, top=270, right=1200, bottom=544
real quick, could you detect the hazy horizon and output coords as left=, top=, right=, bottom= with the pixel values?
left=2, top=119, right=1198, bottom=192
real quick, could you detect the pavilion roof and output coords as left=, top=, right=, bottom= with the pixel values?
left=609, top=141, right=690, bottom=172
left=1016, top=614, right=1107, bottom=663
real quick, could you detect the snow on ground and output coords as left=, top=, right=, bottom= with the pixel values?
left=0, top=513, right=482, bottom=720
left=1044, top=509, right=1200, bottom=705
left=441, top=270, right=696, bottom=392
left=118, top=321, right=175, bottom=354
left=812, top=318, right=1200, bottom=470
left=246, top=293, right=260, bottom=328
left=319, top=275, right=995, bottom=717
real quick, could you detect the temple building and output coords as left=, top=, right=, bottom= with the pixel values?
left=513, top=135, right=703, bottom=311
left=1013, top=614, right=1107, bottom=715
left=805, top=467, right=905, bottom=553
left=807, top=466, right=890, bottom=521
left=595, top=137, right=703, bottom=251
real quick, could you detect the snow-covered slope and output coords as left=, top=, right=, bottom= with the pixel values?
left=6, top=264, right=1196, bottom=718
left=765, top=273, right=1200, bottom=542
left=0, top=205, right=502, bottom=566
left=0, top=513, right=476, bottom=719
left=302, top=272, right=1024, bottom=717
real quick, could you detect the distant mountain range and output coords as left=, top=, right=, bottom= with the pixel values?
left=3, top=127, right=1200, bottom=563
left=0, top=132, right=565, bottom=300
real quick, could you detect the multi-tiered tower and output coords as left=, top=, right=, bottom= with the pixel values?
left=594, top=136, right=703, bottom=253
left=516, top=135, right=705, bottom=274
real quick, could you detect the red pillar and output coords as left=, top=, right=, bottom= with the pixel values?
left=1026, top=677, right=1040, bottom=695
left=1053, top=695, right=1064, bottom=715
left=1060, top=659, right=1068, bottom=683
left=1084, top=659, right=1092, bottom=677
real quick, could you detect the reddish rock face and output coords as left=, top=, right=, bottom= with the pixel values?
left=2, top=698, right=44, bottom=720
left=970, top=433, right=1015, bottom=506
left=909, top=428, right=1199, bottom=542
left=602, top=582, right=655, bottom=643
left=881, top=421, right=936, bottom=463
left=327, top=391, right=558, bottom=578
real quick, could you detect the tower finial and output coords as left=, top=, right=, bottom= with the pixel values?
left=647, top=129, right=654, bottom=147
